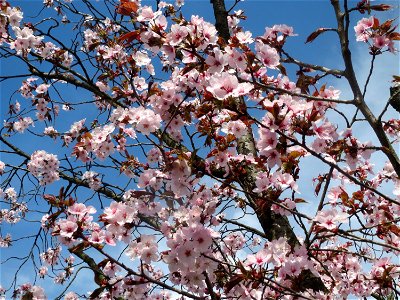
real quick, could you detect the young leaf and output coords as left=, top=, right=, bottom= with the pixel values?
left=116, top=1, right=138, bottom=16
left=306, top=28, right=333, bottom=44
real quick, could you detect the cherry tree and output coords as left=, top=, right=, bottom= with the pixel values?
left=0, top=0, right=399, bottom=299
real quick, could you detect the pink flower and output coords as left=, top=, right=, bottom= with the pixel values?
left=136, top=111, right=162, bottom=135
left=82, top=171, right=102, bottom=190
left=147, top=147, right=162, bottom=163
left=167, top=24, right=188, bottom=45
left=27, top=150, right=60, bottom=185
left=354, top=16, right=375, bottom=42
left=104, top=231, right=116, bottom=246
left=102, top=201, right=137, bottom=226
left=279, top=259, right=303, bottom=277
left=222, top=120, right=248, bottom=138
left=35, top=84, right=50, bottom=94
left=373, top=35, right=390, bottom=48
left=256, top=43, right=280, bottom=69
left=64, top=291, right=79, bottom=300
left=312, top=120, right=338, bottom=141
left=190, top=226, right=213, bottom=252
left=58, top=219, right=78, bottom=238
left=68, top=203, right=87, bottom=216
left=129, top=107, right=161, bottom=136
left=272, top=172, right=298, bottom=192
left=310, top=138, right=327, bottom=152
left=207, top=72, right=253, bottom=100
left=205, top=48, right=226, bottom=73
left=10, top=27, right=43, bottom=52
left=38, top=266, right=48, bottom=278
left=274, top=24, right=296, bottom=36
left=313, top=208, right=349, bottom=231
left=13, top=117, right=34, bottom=133
left=30, top=285, right=47, bottom=300
left=246, top=249, right=268, bottom=266
left=68, top=203, right=96, bottom=216
left=95, top=81, right=110, bottom=92
left=225, top=46, right=247, bottom=71
left=257, top=128, right=277, bottom=155
left=88, top=231, right=105, bottom=244
left=137, top=6, right=161, bottom=22
left=235, top=31, right=253, bottom=44
left=138, top=169, right=163, bottom=189
left=393, top=179, right=400, bottom=196
left=176, top=243, right=196, bottom=266
left=254, top=171, right=271, bottom=193
left=319, top=86, right=341, bottom=99
left=207, top=73, right=238, bottom=99
left=223, top=232, right=246, bottom=252
left=141, top=246, right=159, bottom=263
left=7, top=7, right=23, bottom=27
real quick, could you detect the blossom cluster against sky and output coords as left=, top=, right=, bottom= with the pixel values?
left=0, top=0, right=398, bottom=297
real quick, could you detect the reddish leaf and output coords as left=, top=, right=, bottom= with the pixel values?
left=224, top=274, right=244, bottom=293
left=392, top=75, right=400, bottom=82
left=226, top=133, right=236, bottom=143
left=314, top=180, right=323, bottom=196
left=389, top=224, right=400, bottom=236
left=116, top=1, right=138, bottom=16
left=97, top=259, right=111, bottom=268
left=372, top=17, right=380, bottom=29
left=380, top=19, right=394, bottom=31
left=64, top=196, right=75, bottom=207
left=1, top=1, right=10, bottom=11
left=388, top=32, right=400, bottom=41
left=305, top=28, right=331, bottom=44
left=296, top=72, right=316, bottom=93
left=68, top=242, right=87, bottom=254
left=130, top=190, right=154, bottom=198
left=369, top=4, right=392, bottom=11
left=43, top=194, right=57, bottom=205
left=58, top=186, right=64, bottom=200
left=118, top=30, right=140, bottom=44
left=288, top=151, right=303, bottom=159
left=352, top=191, right=364, bottom=201
left=294, top=198, right=308, bottom=203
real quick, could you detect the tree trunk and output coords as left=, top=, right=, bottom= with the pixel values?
left=210, top=0, right=327, bottom=293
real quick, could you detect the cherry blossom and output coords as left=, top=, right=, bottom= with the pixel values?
left=313, top=208, right=349, bottom=231
left=0, top=161, right=5, bottom=175
left=207, top=72, right=253, bottom=100
left=255, top=42, right=280, bottom=68
left=0, top=0, right=399, bottom=299
left=27, top=150, right=60, bottom=185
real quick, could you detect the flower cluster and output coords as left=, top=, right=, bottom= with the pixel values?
left=82, top=171, right=102, bottom=190
left=111, top=106, right=162, bottom=136
left=0, top=0, right=399, bottom=299
left=10, top=26, right=43, bottom=53
left=13, top=284, right=46, bottom=300
left=354, top=16, right=398, bottom=53
left=207, top=72, right=253, bottom=100
left=13, top=116, right=34, bottom=133
left=126, top=234, right=159, bottom=263
left=27, top=150, right=60, bottom=185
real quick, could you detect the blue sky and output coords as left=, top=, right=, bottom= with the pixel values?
left=0, top=0, right=399, bottom=298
